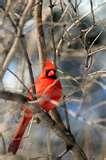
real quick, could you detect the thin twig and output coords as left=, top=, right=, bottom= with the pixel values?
left=34, top=0, right=47, bottom=70
left=2, top=1, right=36, bottom=98
left=59, top=4, right=70, bottom=22
left=89, top=0, right=95, bottom=24
left=83, top=28, right=103, bottom=72
left=89, top=46, right=106, bottom=56
left=49, top=0, right=57, bottom=64
left=62, top=1, right=74, bottom=21
left=68, top=0, right=76, bottom=13
left=21, top=36, right=36, bottom=99
left=88, top=31, right=103, bottom=52
left=60, top=0, right=64, bottom=12
left=92, top=118, right=106, bottom=124
left=57, top=3, right=70, bottom=57
left=0, top=133, right=6, bottom=154
left=56, top=14, right=91, bottom=55
left=7, top=68, right=29, bottom=93
left=47, top=127, right=52, bottom=160
left=0, top=0, right=33, bottom=79
left=63, top=96, right=71, bottom=133
left=83, top=25, right=94, bottom=50
left=0, top=90, right=27, bottom=102
left=56, top=2, right=105, bottom=55
left=34, top=1, right=88, bottom=159
left=0, top=7, right=17, bottom=32
left=3, top=0, right=12, bottom=21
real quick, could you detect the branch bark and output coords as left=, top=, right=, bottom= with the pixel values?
left=3, top=0, right=12, bottom=18
left=34, top=0, right=47, bottom=70
left=49, top=0, right=56, bottom=63
left=0, top=0, right=33, bottom=79
left=33, top=1, right=88, bottom=159
left=0, top=90, right=87, bottom=159
left=21, top=36, right=36, bottom=99
left=0, top=90, right=27, bottom=103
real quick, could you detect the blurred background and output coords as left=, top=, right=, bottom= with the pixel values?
left=0, top=0, right=105, bottom=159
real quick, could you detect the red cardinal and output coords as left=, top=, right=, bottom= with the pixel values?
left=32, top=59, right=62, bottom=111
left=8, top=59, right=62, bottom=154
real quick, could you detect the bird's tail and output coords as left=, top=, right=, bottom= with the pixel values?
left=8, top=106, right=33, bottom=154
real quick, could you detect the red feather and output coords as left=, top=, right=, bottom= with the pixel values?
left=29, top=59, right=62, bottom=111
left=8, top=59, right=62, bottom=154
left=8, top=106, right=33, bottom=154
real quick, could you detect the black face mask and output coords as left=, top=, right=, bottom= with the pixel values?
left=46, top=69, right=57, bottom=79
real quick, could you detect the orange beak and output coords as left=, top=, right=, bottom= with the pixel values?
left=48, top=70, right=55, bottom=77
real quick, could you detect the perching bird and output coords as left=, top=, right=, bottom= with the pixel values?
left=34, top=59, right=62, bottom=111
left=8, top=59, right=63, bottom=154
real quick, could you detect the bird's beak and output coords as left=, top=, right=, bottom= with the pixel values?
left=48, top=70, right=55, bottom=77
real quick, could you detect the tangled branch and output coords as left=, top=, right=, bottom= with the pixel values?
left=0, top=0, right=34, bottom=79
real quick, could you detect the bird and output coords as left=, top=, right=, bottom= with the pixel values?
left=34, top=59, right=62, bottom=112
left=8, top=59, right=63, bottom=154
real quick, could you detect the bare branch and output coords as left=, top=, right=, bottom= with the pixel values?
left=49, top=0, right=56, bottom=64
left=63, top=96, right=71, bottom=133
left=83, top=25, right=94, bottom=50
left=0, top=90, right=27, bottom=103
left=68, top=0, right=76, bottom=13
left=21, top=36, right=36, bottom=99
left=89, top=0, right=95, bottom=24
left=34, top=0, right=47, bottom=70
left=0, top=0, right=34, bottom=79
left=56, top=2, right=106, bottom=55
left=0, top=133, right=6, bottom=154
left=0, top=89, right=87, bottom=159
left=92, top=118, right=106, bottom=125
left=59, top=0, right=64, bottom=12
left=59, top=4, right=70, bottom=22
left=88, top=31, right=103, bottom=52
left=47, top=128, right=52, bottom=160
left=7, top=68, right=29, bottom=92
left=88, top=70, right=106, bottom=78
left=3, top=0, right=12, bottom=19
left=33, top=1, right=88, bottom=159
left=32, top=104, right=88, bottom=160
